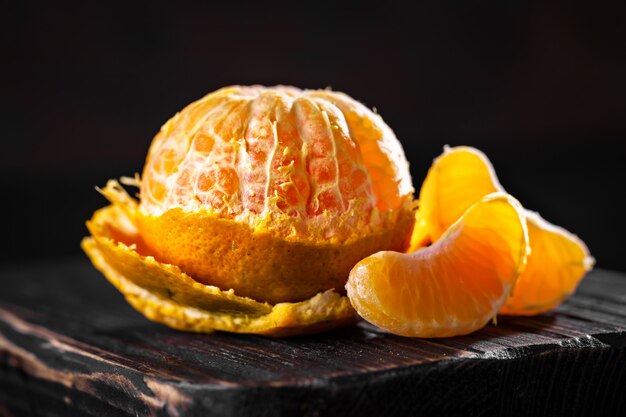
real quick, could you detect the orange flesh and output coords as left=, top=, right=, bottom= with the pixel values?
left=347, top=193, right=529, bottom=338
left=500, top=213, right=594, bottom=315
left=140, top=86, right=414, bottom=240
left=416, top=146, right=594, bottom=315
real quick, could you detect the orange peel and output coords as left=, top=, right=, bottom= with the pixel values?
left=135, top=201, right=414, bottom=304
left=81, top=182, right=356, bottom=336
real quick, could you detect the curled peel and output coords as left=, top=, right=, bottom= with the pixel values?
left=81, top=181, right=356, bottom=336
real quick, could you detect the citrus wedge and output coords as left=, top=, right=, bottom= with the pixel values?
left=407, top=210, right=431, bottom=252
left=499, top=211, right=595, bottom=315
left=418, top=146, right=502, bottom=242
left=346, top=193, right=529, bottom=337
left=417, top=146, right=594, bottom=315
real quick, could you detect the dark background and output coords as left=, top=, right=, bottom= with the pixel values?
left=2, top=1, right=625, bottom=271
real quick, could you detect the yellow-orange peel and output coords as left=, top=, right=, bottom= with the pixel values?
left=81, top=181, right=356, bottom=336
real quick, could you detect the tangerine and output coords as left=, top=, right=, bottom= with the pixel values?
left=137, top=86, right=415, bottom=303
left=82, top=85, right=415, bottom=334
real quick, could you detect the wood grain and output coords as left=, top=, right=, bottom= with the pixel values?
left=0, top=261, right=625, bottom=416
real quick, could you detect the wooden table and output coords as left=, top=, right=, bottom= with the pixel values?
left=1, top=260, right=625, bottom=416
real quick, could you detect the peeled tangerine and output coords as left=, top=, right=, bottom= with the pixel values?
left=82, top=86, right=415, bottom=336
left=412, top=146, right=594, bottom=315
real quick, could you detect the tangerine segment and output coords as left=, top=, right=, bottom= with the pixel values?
left=346, top=193, right=529, bottom=338
left=499, top=212, right=594, bottom=315
left=418, top=146, right=501, bottom=242
left=407, top=210, right=430, bottom=252
left=418, top=146, right=594, bottom=315
left=81, top=204, right=356, bottom=336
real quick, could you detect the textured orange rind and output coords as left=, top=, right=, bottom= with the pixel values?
left=136, top=206, right=414, bottom=304
left=81, top=182, right=356, bottom=336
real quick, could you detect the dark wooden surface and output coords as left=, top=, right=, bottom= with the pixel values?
left=0, top=260, right=625, bottom=417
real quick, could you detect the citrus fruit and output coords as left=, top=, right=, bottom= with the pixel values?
left=346, top=193, right=529, bottom=338
left=416, top=146, right=594, bottom=315
left=82, top=85, right=415, bottom=335
left=137, top=86, right=415, bottom=304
